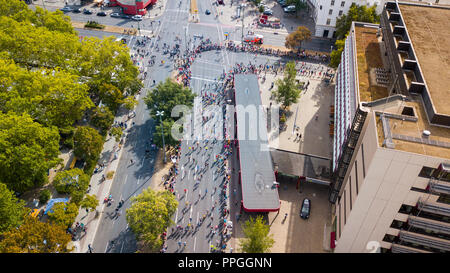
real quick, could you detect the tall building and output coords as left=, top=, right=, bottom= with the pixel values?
left=330, top=1, right=450, bottom=253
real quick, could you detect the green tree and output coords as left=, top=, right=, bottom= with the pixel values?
left=0, top=58, right=93, bottom=129
left=240, top=215, right=274, bottom=253
left=0, top=216, right=72, bottom=253
left=0, top=182, right=28, bottom=233
left=52, top=168, right=90, bottom=204
left=331, top=3, right=379, bottom=67
left=144, top=78, right=195, bottom=123
left=80, top=194, right=99, bottom=213
left=335, top=3, right=379, bottom=40
left=126, top=188, right=178, bottom=251
left=109, top=126, right=123, bottom=142
left=285, top=26, right=311, bottom=52
left=329, top=38, right=346, bottom=68
left=91, top=106, right=114, bottom=134
left=153, top=119, right=181, bottom=149
left=0, top=113, right=61, bottom=193
left=73, top=126, right=104, bottom=163
left=48, top=202, right=79, bottom=228
left=272, top=61, right=302, bottom=109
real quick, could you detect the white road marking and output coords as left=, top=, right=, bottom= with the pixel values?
left=137, top=178, right=140, bottom=185
left=193, top=237, right=197, bottom=252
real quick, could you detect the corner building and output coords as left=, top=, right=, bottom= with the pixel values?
left=330, top=1, right=450, bottom=253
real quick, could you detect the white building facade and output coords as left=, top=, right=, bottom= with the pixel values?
left=306, top=0, right=385, bottom=38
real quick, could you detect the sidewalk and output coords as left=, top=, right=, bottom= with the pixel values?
left=70, top=109, right=135, bottom=253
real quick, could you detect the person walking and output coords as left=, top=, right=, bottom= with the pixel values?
left=88, top=244, right=93, bottom=253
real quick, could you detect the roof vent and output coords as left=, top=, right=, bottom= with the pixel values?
left=423, top=130, right=431, bottom=137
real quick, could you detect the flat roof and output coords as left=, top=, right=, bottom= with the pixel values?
left=354, top=25, right=389, bottom=103
left=234, top=74, right=280, bottom=212
left=399, top=3, right=450, bottom=115
left=374, top=96, right=450, bottom=159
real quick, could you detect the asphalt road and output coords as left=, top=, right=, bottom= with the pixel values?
left=41, top=0, right=330, bottom=253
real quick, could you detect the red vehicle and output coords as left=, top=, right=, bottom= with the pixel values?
left=244, top=34, right=263, bottom=44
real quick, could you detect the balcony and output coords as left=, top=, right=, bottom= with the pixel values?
left=429, top=179, right=450, bottom=195
left=399, top=230, right=450, bottom=252
left=418, top=199, right=450, bottom=217
left=408, top=215, right=450, bottom=235
left=391, top=243, right=432, bottom=253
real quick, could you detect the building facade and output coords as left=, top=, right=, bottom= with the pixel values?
left=330, top=1, right=450, bottom=253
left=306, top=0, right=385, bottom=38
left=109, top=0, right=157, bottom=15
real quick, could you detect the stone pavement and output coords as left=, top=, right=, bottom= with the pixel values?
left=259, top=62, right=335, bottom=159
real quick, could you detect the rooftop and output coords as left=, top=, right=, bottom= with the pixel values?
left=234, top=74, right=280, bottom=212
left=354, top=25, right=389, bottom=103
left=374, top=96, right=450, bottom=159
left=399, top=3, right=450, bottom=115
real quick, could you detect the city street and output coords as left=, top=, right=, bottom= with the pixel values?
left=59, top=0, right=334, bottom=253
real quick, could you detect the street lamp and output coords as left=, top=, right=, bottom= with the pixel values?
left=241, top=4, right=247, bottom=42
left=156, top=110, right=166, bottom=163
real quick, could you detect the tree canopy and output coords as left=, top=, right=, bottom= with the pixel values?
left=0, top=182, right=28, bottom=233
left=144, top=78, right=195, bottom=123
left=331, top=3, right=380, bottom=68
left=335, top=3, right=379, bottom=40
left=240, top=215, right=274, bottom=253
left=126, top=188, right=178, bottom=251
left=48, top=202, right=79, bottom=228
left=80, top=194, right=99, bottom=213
left=272, top=61, right=302, bottom=109
left=285, top=26, right=311, bottom=52
left=0, top=216, right=72, bottom=253
left=0, top=113, right=61, bottom=193
left=52, top=168, right=90, bottom=204
left=73, top=126, right=104, bottom=163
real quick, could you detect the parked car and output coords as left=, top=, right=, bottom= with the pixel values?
left=205, top=9, right=211, bottom=15
left=110, top=12, right=121, bottom=18
left=132, top=15, right=143, bottom=21
left=60, top=6, right=73, bottom=12
left=263, top=9, right=273, bottom=16
left=121, top=14, right=132, bottom=19
left=284, top=5, right=296, bottom=13
left=279, top=0, right=289, bottom=7
left=300, top=198, right=311, bottom=219
left=72, top=8, right=81, bottom=13
left=97, top=11, right=107, bottom=17
left=83, top=9, right=92, bottom=15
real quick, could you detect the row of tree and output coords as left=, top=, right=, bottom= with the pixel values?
left=0, top=0, right=141, bottom=252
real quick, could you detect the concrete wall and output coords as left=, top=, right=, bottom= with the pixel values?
left=334, top=113, right=449, bottom=252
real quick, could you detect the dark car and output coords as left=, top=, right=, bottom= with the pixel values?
left=83, top=9, right=92, bottom=15
left=263, top=9, right=273, bottom=16
left=72, top=8, right=81, bottom=13
left=121, top=14, right=132, bottom=19
left=300, top=198, right=311, bottom=219
left=97, top=11, right=107, bottom=17
left=205, top=9, right=211, bottom=15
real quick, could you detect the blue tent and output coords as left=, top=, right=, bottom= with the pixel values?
left=44, top=198, right=69, bottom=215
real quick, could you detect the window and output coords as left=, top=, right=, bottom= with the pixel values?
left=361, top=144, right=366, bottom=178
left=339, top=10, right=343, bottom=16
left=344, top=190, right=346, bottom=224
left=329, top=9, right=333, bottom=15
left=418, top=166, right=435, bottom=178
left=341, top=1, right=345, bottom=7
left=326, top=18, right=331, bottom=25
left=349, top=176, right=352, bottom=210
left=331, top=0, right=335, bottom=6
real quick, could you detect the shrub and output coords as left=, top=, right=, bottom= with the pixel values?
left=39, top=189, right=51, bottom=204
